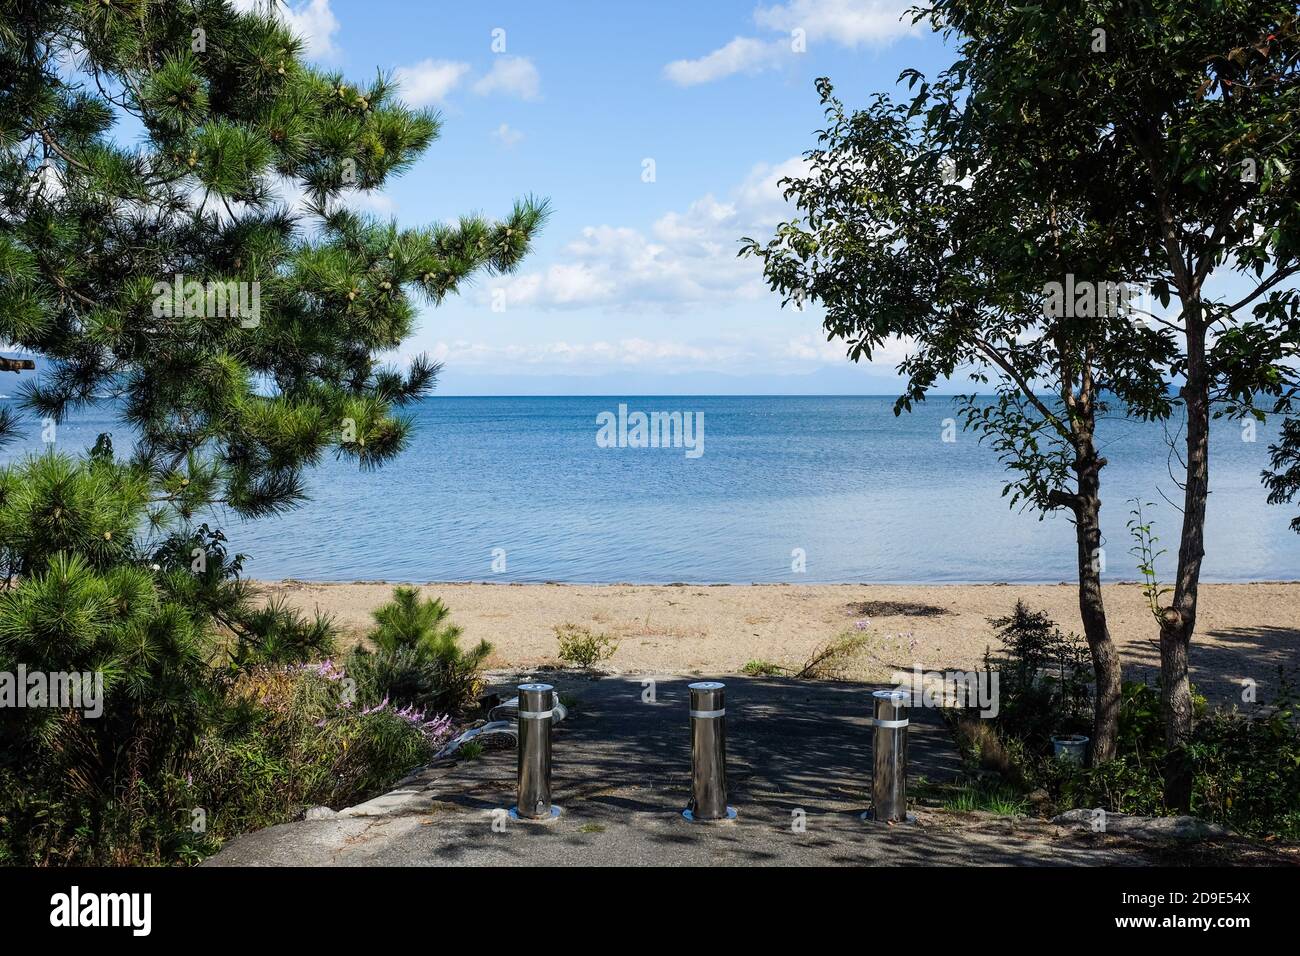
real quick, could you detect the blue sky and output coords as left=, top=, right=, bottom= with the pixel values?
left=277, top=0, right=956, bottom=394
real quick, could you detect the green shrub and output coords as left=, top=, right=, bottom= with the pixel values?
left=554, top=623, right=618, bottom=669
left=1040, top=748, right=1168, bottom=817
left=1037, top=674, right=1300, bottom=839
left=0, top=454, right=218, bottom=864
left=0, top=660, right=448, bottom=866
left=1016, top=679, right=1228, bottom=820
left=983, top=600, right=1093, bottom=746
left=1187, top=687, right=1300, bottom=839
left=370, top=587, right=461, bottom=653
left=0, top=454, right=445, bottom=865
left=191, top=665, right=440, bottom=841
left=346, top=586, right=490, bottom=714
left=742, top=659, right=785, bottom=677
left=960, top=603, right=1300, bottom=841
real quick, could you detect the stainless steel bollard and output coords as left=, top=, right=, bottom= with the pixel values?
left=511, top=682, right=561, bottom=821
left=864, top=688, right=912, bottom=823
left=683, top=681, right=736, bottom=822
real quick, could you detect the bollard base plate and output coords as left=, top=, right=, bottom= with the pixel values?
left=682, top=807, right=737, bottom=824
left=509, top=805, right=562, bottom=824
left=861, top=809, right=917, bottom=824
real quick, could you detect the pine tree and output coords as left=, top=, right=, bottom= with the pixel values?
left=0, top=1, right=544, bottom=863
left=0, top=0, right=546, bottom=516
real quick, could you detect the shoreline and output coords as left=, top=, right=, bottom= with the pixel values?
left=264, top=577, right=1300, bottom=587
left=255, top=580, right=1300, bottom=707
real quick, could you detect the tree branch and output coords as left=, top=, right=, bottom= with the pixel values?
left=973, top=336, right=1073, bottom=443
left=1217, top=265, right=1299, bottom=317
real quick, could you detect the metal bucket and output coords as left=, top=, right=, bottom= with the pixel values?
left=1052, top=734, right=1089, bottom=764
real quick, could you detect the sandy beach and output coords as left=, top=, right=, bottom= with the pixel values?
left=258, top=580, right=1300, bottom=705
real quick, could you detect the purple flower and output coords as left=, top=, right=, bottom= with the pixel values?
left=418, top=713, right=454, bottom=745
left=307, top=658, right=346, bottom=681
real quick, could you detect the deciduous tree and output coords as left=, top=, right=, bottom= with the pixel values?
left=746, top=1, right=1300, bottom=803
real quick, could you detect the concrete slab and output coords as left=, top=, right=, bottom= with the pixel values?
left=205, top=675, right=1167, bottom=866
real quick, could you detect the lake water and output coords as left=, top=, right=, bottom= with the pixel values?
left=4, top=395, right=1298, bottom=584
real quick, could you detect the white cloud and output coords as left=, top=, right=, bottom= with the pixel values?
left=255, top=175, right=393, bottom=222
left=417, top=333, right=909, bottom=377
left=502, top=263, right=617, bottom=308
left=393, top=56, right=540, bottom=110
left=664, top=37, right=787, bottom=87
left=340, top=189, right=395, bottom=215
left=496, top=156, right=811, bottom=312
left=730, top=155, right=812, bottom=226
left=492, top=123, right=525, bottom=147
left=665, top=0, right=917, bottom=85
left=427, top=338, right=752, bottom=370
left=393, top=59, right=471, bottom=106
left=281, top=0, right=341, bottom=59
left=233, top=0, right=341, bottom=61
left=785, top=334, right=846, bottom=363
left=473, top=56, right=541, bottom=100
left=753, top=0, right=917, bottom=46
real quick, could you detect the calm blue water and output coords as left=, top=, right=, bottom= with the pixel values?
left=3, top=395, right=1299, bottom=583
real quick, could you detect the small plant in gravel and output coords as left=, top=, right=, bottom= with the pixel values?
left=554, top=623, right=618, bottom=669
left=742, top=660, right=786, bottom=677
left=942, top=781, right=1031, bottom=817
left=458, top=741, right=485, bottom=762
left=795, top=632, right=869, bottom=680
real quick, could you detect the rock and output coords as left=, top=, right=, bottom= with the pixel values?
left=304, top=806, right=338, bottom=820
left=1052, top=808, right=1232, bottom=841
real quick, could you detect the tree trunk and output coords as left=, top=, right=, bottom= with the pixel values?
left=1164, top=309, right=1209, bottom=812
left=1159, top=616, right=1195, bottom=810
left=1072, top=424, right=1121, bottom=764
